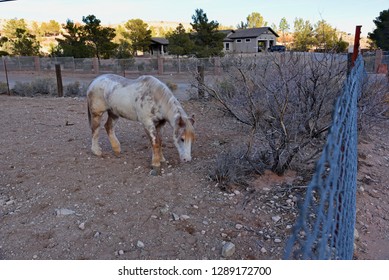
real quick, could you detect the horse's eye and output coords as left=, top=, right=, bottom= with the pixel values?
left=180, top=137, right=185, bottom=142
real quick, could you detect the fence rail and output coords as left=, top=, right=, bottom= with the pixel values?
left=284, top=55, right=365, bottom=259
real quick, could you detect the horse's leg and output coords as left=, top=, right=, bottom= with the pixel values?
left=156, top=123, right=166, bottom=164
left=91, top=112, right=104, bottom=156
left=144, top=123, right=162, bottom=175
left=104, top=110, right=121, bottom=156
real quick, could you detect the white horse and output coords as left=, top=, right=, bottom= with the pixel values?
left=86, top=74, right=195, bottom=175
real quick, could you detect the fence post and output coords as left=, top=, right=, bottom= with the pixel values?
left=374, top=49, right=383, bottom=73
left=3, top=57, right=11, bottom=95
left=34, top=56, right=40, bottom=72
left=158, top=56, right=164, bottom=75
left=197, top=65, right=205, bottom=98
left=93, top=58, right=99, bottom=74
left=55, top=64, right=63, bottom=97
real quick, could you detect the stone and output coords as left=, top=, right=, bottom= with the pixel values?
left=235, top=224, right=243, bottom=230
left=272, top=215, right=281, bottom=223
left=137, top=241, right=145, bottom=248
left=78, top=222, right=86, bottom=230
left=221, top=242, right=236, bottom=258
left=261, top=247, right=267, bottom=253
left=55, top=208, right=75, bottom=216
left=180, top=215, right=190, bottom=220
left=172, top=213, right=180, bottom=221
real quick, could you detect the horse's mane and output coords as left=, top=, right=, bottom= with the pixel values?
left=139, top=75, right=189, bottom=121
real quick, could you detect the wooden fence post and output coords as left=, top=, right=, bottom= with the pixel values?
left=197, top=65, right=205, bottom=98
left=55, top=64, right=63, bottom=97
left=3, top=57, right=11, bottom=95
left=158, top=56, right=164, bottom=75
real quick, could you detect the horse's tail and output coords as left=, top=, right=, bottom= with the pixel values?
left=87, top=101, right=91, bottom=128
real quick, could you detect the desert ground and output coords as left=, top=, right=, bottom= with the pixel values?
left=0, top=72, right=388, bottom=260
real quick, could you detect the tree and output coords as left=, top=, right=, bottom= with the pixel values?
left=0, top=36, right=9, bottom=56
left=279, top=17, right=289, bottom=45
left=368, top=9, right=389, bottom=50
left=166, top=23, right=195, bottom=57
left=246, top=12, right=267, bottom=28
left=10, top=28, right=40, bottom=56
left=122, top=19, right=152, bottom=56
left=190, top=9, right=225, bottom=58
left=54, top=20, right=93, bottom=57
left=41, top=20, right=61, bottom=36
left=2, top=18, right=28, bottom=38
left=292, top=18, right=316, bottom=51
left=314, top=20, right=338, bottom=49
left=82, top=15, right=118, bottom=60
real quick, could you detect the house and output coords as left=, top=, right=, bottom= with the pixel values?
left=149, top=37, right=169, bottom=56
left=223, top=27, right=279, bottom=53
left=148, top=27, right=279, bottom=56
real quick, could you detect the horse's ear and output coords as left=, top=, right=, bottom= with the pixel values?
left=189, top=114, right=195, bottom=126
left=177, top=116, right=186, bottom=128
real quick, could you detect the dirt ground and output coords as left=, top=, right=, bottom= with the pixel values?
left=0, top=81, right=388, bottom=260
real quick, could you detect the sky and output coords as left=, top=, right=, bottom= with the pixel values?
left=0, top=0, right=387, bottom=37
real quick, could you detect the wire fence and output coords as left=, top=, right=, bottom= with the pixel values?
left=0, top=51, right=386, bottom=77
left=284, top=55, right=365, bottom=259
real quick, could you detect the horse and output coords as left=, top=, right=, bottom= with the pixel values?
left=86, top=74, right=195, bottom=175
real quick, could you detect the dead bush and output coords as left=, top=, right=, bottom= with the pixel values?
left=358, top=74, right=389, bottom=133
left=201, top=52, right=347, bottom=175
left=12, top=78, right=57, bottom=96
left=208, top=146, right=265, bottom=189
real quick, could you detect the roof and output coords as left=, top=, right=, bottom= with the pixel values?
left=151, top=37, right=169, bottom=45
left=226, top=27, right=279, bottom=39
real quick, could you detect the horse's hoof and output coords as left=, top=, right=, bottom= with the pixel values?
left=150, top=167, right=161, bottom=176
left=92, top=149, right=102, bottom=157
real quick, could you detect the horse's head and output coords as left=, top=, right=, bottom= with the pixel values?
left=173, top=115, right=195, bottom=163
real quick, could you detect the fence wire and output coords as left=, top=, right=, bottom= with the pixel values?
left=284, top=55, right=365, bottom=260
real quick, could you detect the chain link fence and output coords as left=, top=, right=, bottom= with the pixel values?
left=284, top=55, right=365, bottom=259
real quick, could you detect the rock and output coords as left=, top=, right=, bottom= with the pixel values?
left=6, top=199, right=15, bottom=206
left=235, top=224, right=243, bottom=230
left=55, top=208, right=75, bottom=216
left=180, top=215, right=190, bottom=220
left=221, top=242, right=236, bottom=258
left=172, top=213, right=180, bottom=221
left=137, top=241, right=145, bottom=248
left=78, top=222, right=86, bottom=230
left=118, top=250, right=124, bottom=255
left=94, top=231, right=101, bottom=238
left=261, top=247, right=267, bottom=253
left=354, top=228, right=360, bottom=240
left=274, top=238, right=282, bottom=243
left=272, top=215, right=281, bottom=223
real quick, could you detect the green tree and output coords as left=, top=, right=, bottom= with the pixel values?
left=368, top=9, right=389, bottom=50
left=122, top=19, right=152, bottom=56
left=314, top=20, right=338, bottom=49
left=166, top=23, right=195, bottom=57
left=279, top=17, right=289, bottom=44
left=82, top=15, right=118, bottom=60
left=0, top=36, right=9, bottom=56
left=2, top=18, right=28, bottom=38
left=292, top=18, right=316, bottom=51
left=54, top=20, right=93, bottom=57
left=246, top=12, right=267, bottom=28
left=190, top=9, right=225, bottom=58
left=41, top=20, right=61, bottom=36
left=10, top=28, right=40, bottom=56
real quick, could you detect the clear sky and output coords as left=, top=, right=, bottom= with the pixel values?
left=0, top=0, right=387, bottom=37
